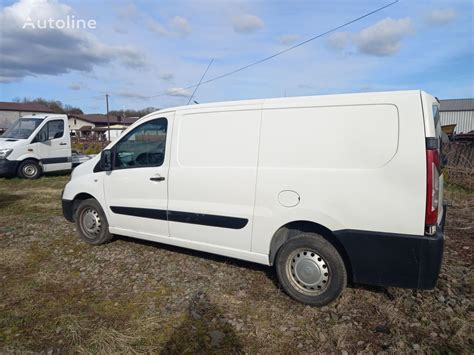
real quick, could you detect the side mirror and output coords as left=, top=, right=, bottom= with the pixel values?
left=100, top=149, right=113, bottom=171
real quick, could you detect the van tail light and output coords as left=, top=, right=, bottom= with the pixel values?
left=425, top=139, right=440, bottom=235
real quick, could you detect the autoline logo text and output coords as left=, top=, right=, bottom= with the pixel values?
left=22, top=15, right=96, bottom=30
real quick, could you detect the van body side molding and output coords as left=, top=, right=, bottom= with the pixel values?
left=110, top=206, right=248, bottom=230
left=111, top=206, right=167, bottom=220
left=41, top=156, right=72, bottom=164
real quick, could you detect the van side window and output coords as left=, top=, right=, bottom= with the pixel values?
left=36, top=120, right=64, bottom=141
left=432, top=105, right=440, bottom=126
left=114, top=118, right=167, bottom=169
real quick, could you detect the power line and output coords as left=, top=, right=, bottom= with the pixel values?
left=143, top=0, right=399, bottom=100
left=187, top=58, right=214, bottom=105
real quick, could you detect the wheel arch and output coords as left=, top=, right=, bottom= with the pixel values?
left=71, top=192, right=97, bottom=221
left=16, top=153, right=43, bottom=164
left=269, top=220, right=353, bottom=283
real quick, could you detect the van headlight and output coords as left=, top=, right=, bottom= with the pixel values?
left=0, top=148, right=13, bottom=159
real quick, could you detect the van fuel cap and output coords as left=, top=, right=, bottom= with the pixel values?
left=278, top=190, right=300, bottom=207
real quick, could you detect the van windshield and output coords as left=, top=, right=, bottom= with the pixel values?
left=2, top=118, right=43, bottom=139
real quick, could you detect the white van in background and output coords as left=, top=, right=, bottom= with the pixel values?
left=0, top=114, right=72, bottom=179
left=62, top=90, right=446, bottom=306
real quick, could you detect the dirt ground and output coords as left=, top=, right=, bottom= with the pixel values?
left=0, top=175, right=472, bottom=353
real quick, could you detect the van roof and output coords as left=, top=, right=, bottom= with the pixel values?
left=19, top=114, right=67, bottom=120
left=153, top=90, right=427, bottom=116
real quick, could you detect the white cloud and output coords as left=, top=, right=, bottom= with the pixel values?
left=232, top=14, right=264, bottom=34
left=68, top=83, right=81, bottom=90
left=170, top=16, right=191, bottom=37
left=326, top=32, right=351, bottom=51
left=166, top=87, right=191, bottom=97
left=354, top=18, right=414, bottom=56
left=114, top=25, right=128, bottom=34
left=113, top=91, right=149, bottom=100
left=146, top=16, right=190, bottom=37
left=159, top=72, right=174, bottom=81
left=327, top=18, right=415, bottom=57
left=146, top=18, right=168, bottom=36
left=278, top=34, right=299, bottom=46
left=426, top=8, right=457, bottom=26
left=119, top=50, right=148, bottom=68
left=117, top=2, right=139, bottom=23
left=0, top=0, right=147, bottom=83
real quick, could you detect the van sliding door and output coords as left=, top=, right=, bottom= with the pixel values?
left=168, top=108, right=261, bottom=252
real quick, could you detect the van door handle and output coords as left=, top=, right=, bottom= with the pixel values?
left=59, top=142, right=67, bottom=146
left=150, top=176, right=165, bottom=182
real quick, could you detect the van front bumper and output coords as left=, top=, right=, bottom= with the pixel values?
left=0, top=159, right=19, bottom=177
left=62, top=198, right=75, bottom=222
left=334, top=206, right=446, bottom=289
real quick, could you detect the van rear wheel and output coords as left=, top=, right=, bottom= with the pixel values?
left=76, top=199, right=113, bottom=245
left=18, top=159, right=42, bottom=179
left=275, top=233, right=347, bottom=306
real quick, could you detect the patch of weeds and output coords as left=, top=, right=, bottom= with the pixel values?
left=445, top=183, right=474, bottom=195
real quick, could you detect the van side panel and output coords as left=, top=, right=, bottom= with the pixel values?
left=252, top=92, right=427, bottom=256
left=259, top=104, right=399, bottom=169
left=168, top=107, right=262, bottom=252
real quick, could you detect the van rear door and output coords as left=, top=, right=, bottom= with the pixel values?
left=421, top=91, right=445, bottom=234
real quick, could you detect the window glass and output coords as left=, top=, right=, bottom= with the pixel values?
left=2, top=118, right=43, bottom=139
left=115, top=118, right=167, bottom=168
left=47, top=120, right=64, bottom=139
left=36, top=120, right=64, bottom=141
left=432, top=105, right=440, bottom=127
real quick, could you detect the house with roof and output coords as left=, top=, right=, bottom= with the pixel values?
left=68, top=114, right=140, bottom=141
left=439, top=98, right=474, bottom=135
left=0, top=102, right=55, bottom=134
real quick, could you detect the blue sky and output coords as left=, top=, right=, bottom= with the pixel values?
left=0, top=0, right=473, bottom=113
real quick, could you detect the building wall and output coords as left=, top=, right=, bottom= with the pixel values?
left=0, top=110, right=52, bottom=129
left=68, top=117, right=95, bottom=131
left=440, top=111, right=474, bottom=134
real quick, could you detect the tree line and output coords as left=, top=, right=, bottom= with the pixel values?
left=13, top=98, right=159, bottom=118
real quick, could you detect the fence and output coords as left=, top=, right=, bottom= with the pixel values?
left=442, top=142, right=474, bottom=189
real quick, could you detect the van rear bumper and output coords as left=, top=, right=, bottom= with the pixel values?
left=334, top=210, right=446, bottom=289
left=0, top=159, right=19, bottom=177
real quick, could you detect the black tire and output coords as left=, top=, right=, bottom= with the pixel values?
left=75, top=199, right=113, bottom=245
left=18, top=159, right=42, bottom=179
left=275, top=233, right=347, bottom=306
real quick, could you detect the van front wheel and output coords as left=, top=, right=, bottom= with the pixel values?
left=76, top=199, right=113, bottom=245
left=18, top=159, right=42, bottom=179
left=275, top=234, right=347, bottom=306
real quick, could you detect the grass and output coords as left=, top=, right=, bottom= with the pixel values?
left=72, top=142, right=104, bottom=155
left=0, top=175, right=473, bottom=353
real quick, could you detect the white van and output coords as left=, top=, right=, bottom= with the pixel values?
left=0, top=114, right=72, bottom=179
left=62, top=91, right=446, bottom=306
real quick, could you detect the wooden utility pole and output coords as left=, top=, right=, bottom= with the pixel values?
left=106, top=94, right=110, bottom=142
